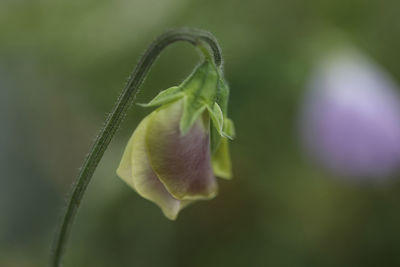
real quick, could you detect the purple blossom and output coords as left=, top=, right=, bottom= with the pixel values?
left=300, top=51, right=400, bottom=178
left=117, top=100, right=217, bottom=220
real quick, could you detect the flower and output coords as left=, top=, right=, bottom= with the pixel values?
left=117, top=61, right=235, bottom=219
left=300, top=50, right=400, bottom=178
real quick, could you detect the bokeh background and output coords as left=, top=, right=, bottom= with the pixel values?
left=2, top=0, right=400, bottom=266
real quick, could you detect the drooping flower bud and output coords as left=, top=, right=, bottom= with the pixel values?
left=117, top=60, right=234, bottom=219
left=300, top=50, right=400, bottom=179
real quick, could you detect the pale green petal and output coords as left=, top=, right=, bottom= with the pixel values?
left=146, top=100, right=218, bottom=200
left=116, top=114, right=189, bottom=220
left=212, top=137, right=232, bottom=179
left=138, top=86, right=184, bottom=107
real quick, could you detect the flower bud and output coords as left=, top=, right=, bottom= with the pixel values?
left=117, top=60, right=234, bottom=219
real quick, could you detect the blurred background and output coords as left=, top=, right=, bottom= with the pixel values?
left=2, top=0, right=400, bottom=266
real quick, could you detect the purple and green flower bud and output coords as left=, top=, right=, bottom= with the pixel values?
left=117, top=60, right=234, bottom=219
left=300, top=49, right=400, bottom=179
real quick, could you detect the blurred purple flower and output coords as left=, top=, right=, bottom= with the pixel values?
left=300, top=51, right=400, bottom=178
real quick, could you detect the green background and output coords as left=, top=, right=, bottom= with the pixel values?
left=2, top=0, right=400, bottom=266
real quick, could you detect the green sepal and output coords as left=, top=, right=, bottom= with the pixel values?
left=215, top=77, right=235, bottom=139
left=209, top=75, right=236, bottom=152
left=181, top=61, right=219, bottom=104
left=211, top=137, right=232, bottom=179
left=215, top=78, right=229, bottom=115
left=223, top=118, right=235, bottom=139
left=180, top=95, right=207, bottom=135
left=138, top=86, right=184, bottom=107
left=178, top=60, right=219, bottom=135
left=207, top=102, right=224, bottom=136
left=210, top=117, right=235, bottom=153
left=210, top=125, right=221, bottom=154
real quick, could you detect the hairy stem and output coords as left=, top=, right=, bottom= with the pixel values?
left=50, top=28, right=222, bottom=267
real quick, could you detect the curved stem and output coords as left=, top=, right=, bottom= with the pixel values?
left=50, top=28, right=222, bottom=267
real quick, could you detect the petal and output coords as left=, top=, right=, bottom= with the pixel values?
left=212, top=137, right=233, bottom=179
left=146, top=100, right=218, bottom=200
left=116, top=114, right=188, bottom=220
left=301, top=51, right=400, bottom=177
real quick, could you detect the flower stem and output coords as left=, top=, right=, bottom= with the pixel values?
left=50, top=28, right=222, bottom=267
